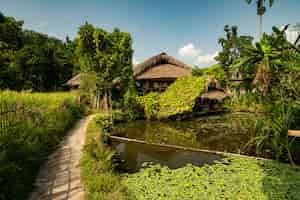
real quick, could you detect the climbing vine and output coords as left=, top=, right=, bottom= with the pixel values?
left=158, top=77, right=206, bottom=118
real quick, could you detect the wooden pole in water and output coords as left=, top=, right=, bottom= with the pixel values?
left=288, top=130, right=300, bottom=137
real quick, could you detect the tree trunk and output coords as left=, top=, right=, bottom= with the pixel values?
left=259, top=14, right=263, bottom=39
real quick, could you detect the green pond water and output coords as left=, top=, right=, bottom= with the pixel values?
left=111, top=113, right=256, bottom=172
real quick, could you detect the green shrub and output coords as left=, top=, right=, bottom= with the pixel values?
left=224, top=92, right=265, bottom=113
left=192, top=64, right=226, bottom=86
left=0, top=91, right=83, bottom=200
left=247, top=102, right=300, bottom=164
left=158, top=77, right=206, bottom=118
left=137, top=92, right=160, bottom=120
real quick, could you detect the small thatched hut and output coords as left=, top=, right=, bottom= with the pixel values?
left=134, top=52, right=192, bottom=93
left=65, top=74, right=81, bottom=90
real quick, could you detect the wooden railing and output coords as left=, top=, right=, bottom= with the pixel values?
left=0, top=101, right=26, bottom=136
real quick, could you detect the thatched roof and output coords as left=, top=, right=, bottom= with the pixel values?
left=134, top=52, right=192, bottom=80
left=200, top=89, right=230, bottom=102
left=65, top=74, right=121, bottom=88
left=65, top=74, right=81, bottom=87
left=65, top=53, right=192, bottom=87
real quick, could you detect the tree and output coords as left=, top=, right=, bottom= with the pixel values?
left=245, top=0, right=274, bottom=38
left=215, top=25, right=253, bottom=85
left=0, top=13, right=23, bottom=89
left=232, top=26, right=299, bottom=96
left=0, top=12, right=76, bottom=91
left=77, top=23, right=134, bottom=111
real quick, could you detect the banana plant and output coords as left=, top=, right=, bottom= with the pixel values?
left=231, top=27, right=293, bottom=96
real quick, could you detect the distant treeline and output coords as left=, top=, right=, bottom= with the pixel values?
left=0, top=12, right=80, bottom=91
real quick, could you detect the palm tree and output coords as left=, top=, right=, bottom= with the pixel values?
left=245, top=0, right=274, bottom=38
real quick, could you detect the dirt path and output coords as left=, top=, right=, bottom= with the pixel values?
left=29, top=115, right=94, bottom=200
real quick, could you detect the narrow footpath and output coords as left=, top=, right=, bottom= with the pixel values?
left=29, top=115, right=94, bottom=200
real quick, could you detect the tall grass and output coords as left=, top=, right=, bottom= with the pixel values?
left=246, top=102, right=299, bottom=164
left=225, top=92, right=265, bottom=113
left=0, top=90, right=83, bottom=200
left=80, top=114, right=128, bottom=200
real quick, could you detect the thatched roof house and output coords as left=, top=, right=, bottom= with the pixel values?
left=65, top=74, right=81, bottom=89
left=66, top=52, right=192, bottom=93
left=134, top=52, right=192, bottom=93
left=134, top=52, right=192, bottom=80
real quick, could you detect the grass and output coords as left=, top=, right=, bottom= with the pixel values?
left=80, top=114, right=128, bottom=200
left=0, top=90, right=83, bottom=200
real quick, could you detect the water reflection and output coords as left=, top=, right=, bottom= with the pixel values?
left=111, top=139, right=224, bottom=173
left=112, top=113, right=255, bottom=154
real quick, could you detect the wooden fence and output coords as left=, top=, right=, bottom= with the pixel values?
left=0, top=101, right=26, bottom=136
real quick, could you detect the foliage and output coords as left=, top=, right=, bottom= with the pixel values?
left=232, top=26, right=300, bottom=97
left=123, top=156, right=300, bottom=200
left=137, top=92, right=160, bottom=120
left=77, top=23, right=134, bottom=110
left=192, top=64, right=226, bottom=86
left=123, top=86, right=140, bottom=118
left=0, top=91, right=83, bottom=200
left=158, top=77, right=206, bottom=118
left=0, top=13, right=76, bottom=91
left=224, top=92, right=265, bottom=113
left=80, top=114, right=128, bottom=200
left=215, top=25, right=253, bottom=83
left=79, top=72, right=97, bottom=105
left=247, top=102, right=300, bottom=164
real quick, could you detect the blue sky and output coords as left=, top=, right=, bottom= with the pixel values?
left=1, top=0, right=300, bottom=67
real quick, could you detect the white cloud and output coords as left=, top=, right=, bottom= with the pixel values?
left=178, top=43, right=218, bottom=67
left=280, top=25, right=299, bottom=44
left=286, top=29, right=299, bottom=44
left=197, top=51, right=218, bottom=65
left=133, top=57, right=139, bottom=65
left=178, top=43, right=201, bottom=58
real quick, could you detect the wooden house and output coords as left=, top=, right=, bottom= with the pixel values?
left=66, top=52, right=192, bottom=93
left=134, top=53, right=192, bottom=94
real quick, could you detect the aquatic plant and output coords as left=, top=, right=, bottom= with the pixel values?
left=123, top=156, right=300, bottom=200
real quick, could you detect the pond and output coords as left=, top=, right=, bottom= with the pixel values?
left=111, top=113, right=257, bottom=172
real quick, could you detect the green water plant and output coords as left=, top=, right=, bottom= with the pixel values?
left=123, top=156, right=300, bottom=200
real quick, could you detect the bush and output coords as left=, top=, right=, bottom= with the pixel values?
left=0, top=91, right=83, bottom=200
left=137, top=92, right=160, bottom=120
left=158, top=77, right=206, bottom=118
left=192, top=64, right=226, bottom=86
